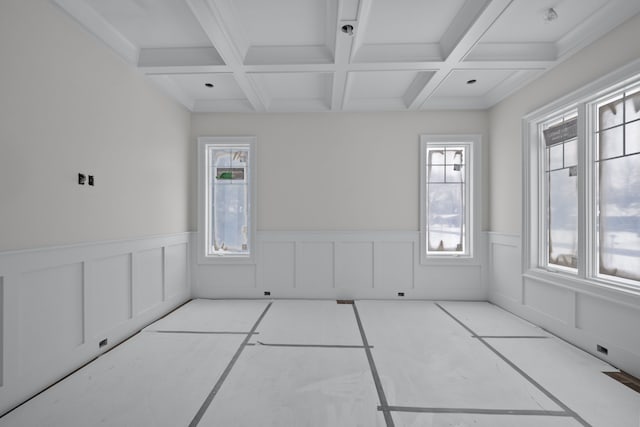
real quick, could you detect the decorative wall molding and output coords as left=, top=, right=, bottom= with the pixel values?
left=0, top=233, right=191, bottom=416
left=193, top=230, right=486, bottom=300
left=486, top=232, right=640, bottom=379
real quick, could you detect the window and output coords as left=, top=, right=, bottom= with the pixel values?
left=420, top=135, right=479, bottom=263
left=524, top=65, right=640, bottom=291
left=593, top=87, right=640, bottom=283
left=198, top=137, right=256, bottom=263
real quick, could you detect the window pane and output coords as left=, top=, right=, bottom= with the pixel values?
left=445, top=148, right=464, bottom=165
left=597, top=126, right=623, bottom=160
left=209, top=146, right=250, bottom=256
left=428, top=149, right=445, bottom=165
left=548, top=169, right=578, bottom=268
left=598, top=96, right=623, bottom=130
left=626, top=120, right=640, bottom=155
left=428, top=165, right=445, bottom=183
left=549, top=144, right=563, bottom=170
left=427, top=183, right=464, bottom=252
left=446, top=164, right=464, bottom=183
left=598, top=155, right=640, bottom=281
left=564, top=139, right=578, bottom=167
left=625, top=90, right=640, bottom=122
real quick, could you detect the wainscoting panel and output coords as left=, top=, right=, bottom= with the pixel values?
left=259, top=242, right=295, bottom=289
left=193, top=231, right=485, bottom=299
left=87, top=254, right=132, bottom=340
left=296, top=242, right=334, bottom=290
left=18, top=263, right=84, bottom=376
left=133, top=248, right=164, bottom=316
left=373, top=241, right=414, bottom=290
left=0, top=233, right=191, bottom=417
left=486, top=232, right=640, bottom=379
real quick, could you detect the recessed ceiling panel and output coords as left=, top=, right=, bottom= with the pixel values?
left=85, top=0, right=213, bottom=48
left=433, top=69, right=518, bottom=98
left=345, top=70, right=434, bottom=110
left=250, top=72, right=332, bottom=111
left=480, top=0, right=608, bottom=43
left=362, top=0, right=466, bottom=45
left=232, top=0, right=328, bottom=46
left=165, top=73, right=246, bottom=100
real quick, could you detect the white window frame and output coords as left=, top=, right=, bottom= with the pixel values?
left=197, top=136, right=257, bottom=264
left=420, top=134, right=480, bottom=265
left=523, top=59, right=640, bottom=296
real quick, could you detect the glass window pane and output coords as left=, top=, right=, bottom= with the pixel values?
left=626, top=120, right=640, bottom=155
left=598, top=155, right=640, bottom=281
left=598, top=96, right=623, bottom=130
left=625, top=90, right=640, bottom=123
left=428, top=149, right=445, bottom=165
left=548, top=170, right=578, bottom=268
left=427, top=183, right=464, bottom=252
left=597, top=126, right=623, bottom=160
left=213, top=183, right=248, bottom=254
left=549, top=144, right=563, bottom=170
left=445, top=148, right=464, bottom=165
left=564, top=139, right=578, bottom=167
left=446, top=164, right=464, bottom=182
left=428, top=165, right=445, bottom=183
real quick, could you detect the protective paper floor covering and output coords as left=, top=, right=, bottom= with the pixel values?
left=144, top=299, right=269, bottom=332
left=356, top=300, right=562, bottom=410
left=254, top=300, right=363, bottom=345
left=198, top=345, right=386, bottom=427
left=0, top=332, right=243, bottom=427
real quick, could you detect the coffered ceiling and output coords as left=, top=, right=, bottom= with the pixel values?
left=53, top=0, right=640, bottom=112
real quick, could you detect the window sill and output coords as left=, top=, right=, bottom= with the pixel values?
left=523, top=268, right=640, bottom=307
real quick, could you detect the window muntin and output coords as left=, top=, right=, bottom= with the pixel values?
left=208, top=145, right=250, bottom=257
left=198, top=137, right=256, bottom=263
left=526, top=73, right=640, bottom=291
left=426, top=146, right=467, bottom=254
left=541, top=113, right=579, bottom=270
left=420, top=135, right=477, bottom=262
left=593, top=87, right=640, bottom=283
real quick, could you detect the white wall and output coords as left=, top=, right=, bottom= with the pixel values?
left=191, top=111, right=490, bottom=231
left=0, top=0, right=192, bottom=252
left=0, top=0, right=193, bottom=415
left=190, top=111, right=490, bottom=299
left=489, top=13, right=640, bottom=234
left=488, top=14, right=640, bottom=378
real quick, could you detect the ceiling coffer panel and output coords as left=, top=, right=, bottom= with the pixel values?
left=53, top=0, right=640, bottom=112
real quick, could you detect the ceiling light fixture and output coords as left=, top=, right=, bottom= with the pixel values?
left=544, top=7, right=558, bottom=23
left=204, top=83, right=214, bottom=88
left=341, top=24, right=354, bottom=36
left=466, top=79, right=477, bottom=85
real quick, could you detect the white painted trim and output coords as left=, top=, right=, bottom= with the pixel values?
left=419, top=134, right=482, bottom=265
left=522, top=57, right=640, bottom=296
left=197, top=136, right=257, bottom=265
left=0, top=232, right=191, bottom=415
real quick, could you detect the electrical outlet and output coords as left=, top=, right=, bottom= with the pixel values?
left=397, top=292, right=405, bottom=297
left=88, top=175, right=94, bottom=186
left=78, top=173, right=86, bottom=185
left=99, top=338, right=108, bottom=348
left=597, top=344, right=608, bottom=355
left=264, top=291, right=271, bottom=296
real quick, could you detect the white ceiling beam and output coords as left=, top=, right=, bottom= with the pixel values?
left=52, top=0, right=139, bottom=65
left=329, top=0, right=357, bottom=110
left=349, top=0, right=373, bottom=63
left=408, top=0, right=514, bottom=110
left=138, top=47, right=225, bottom=68
left=186, top=0, right=267, bottom=112
left=140, top=65, right=231, bottom=75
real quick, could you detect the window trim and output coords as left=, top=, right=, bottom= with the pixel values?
left=419, top=134, right=481, bottom=265
left=197, top=136, right=257, bottom=265
left=523, top=58, right=640, bottom=296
